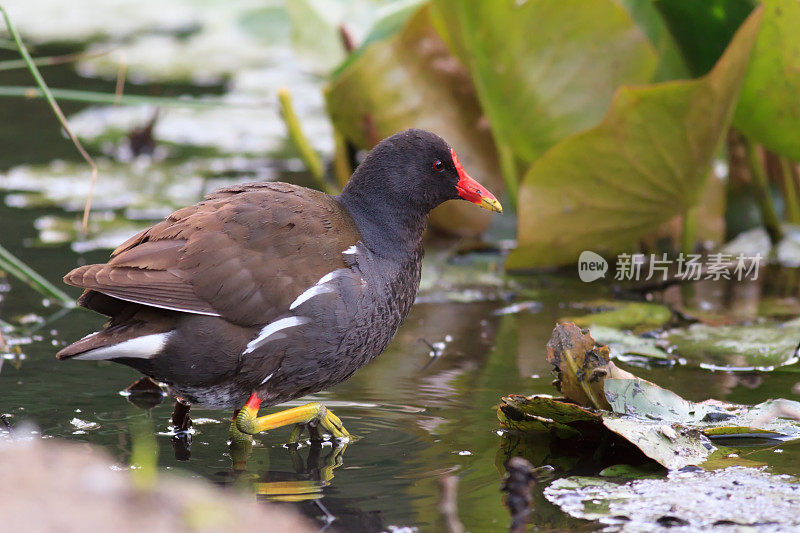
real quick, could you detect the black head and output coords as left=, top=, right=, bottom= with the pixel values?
left=341, top=129, right=501, bottom=215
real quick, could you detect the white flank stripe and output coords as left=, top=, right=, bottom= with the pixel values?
left=289, top=284, right=335, bottom=310
left=343, top=245, right=359, bottom=255
left=73, top=332, right=171, bottom=361
left=260, top=372, right=275, bottom=385
left=243, top=316, right=309, bottom=355
left=318, top=269, right=348, bottom=285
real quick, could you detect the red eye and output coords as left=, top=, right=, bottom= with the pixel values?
left=433, top=160, right=444, bottom=172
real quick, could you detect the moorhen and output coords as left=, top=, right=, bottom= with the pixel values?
left=57, top=129, right=501, bottom=440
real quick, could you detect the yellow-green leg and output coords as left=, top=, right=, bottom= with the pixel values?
left=235, top=393, right=350, bottom=441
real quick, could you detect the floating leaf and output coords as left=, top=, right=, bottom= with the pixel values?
left=325, top=6, right=501, bottom=237
left=498, top=323, right=800, bottom=471
left=605, top=378, right=800, bottom=439
left=734, top=0, right=800, bottom=160
left=589, top=326, right=671, bottom=361
left=432, top=0, right=656, bottom=165
left=561, top=301, right=672, bottom=331
left=601, top=417, right=713, bottom=470
left=507, top=8, right=762, bottom=269
left=664, top=319, right=800, bottom=370
left=545, top=467, right=800, bottom=530
left=498, top=395, right=602, bottom=439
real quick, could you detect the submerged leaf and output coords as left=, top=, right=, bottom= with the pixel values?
left=325, top=6, right=501, bottom=237
left=507, top=8, right=762, bottom=269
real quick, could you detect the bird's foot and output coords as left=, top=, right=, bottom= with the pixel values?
left=235, top=393, right=350, bottom=442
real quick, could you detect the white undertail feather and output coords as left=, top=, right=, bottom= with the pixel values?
left=243, top=316, right=310, bottom=355
left=72, top=332, right=172, bottom=361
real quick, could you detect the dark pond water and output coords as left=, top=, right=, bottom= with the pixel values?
left=3, top=46, right=800, bottom=533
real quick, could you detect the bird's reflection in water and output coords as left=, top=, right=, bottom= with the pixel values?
left=248, top=440, right=348, bottom=503
left=227, top=435, right=354, bottom=530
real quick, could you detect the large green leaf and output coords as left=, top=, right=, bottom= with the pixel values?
left=664, top=318, right=800, bottom=370
left=616, top=0, right=691, bottom=81
left=654, top=0, right=756, bottom=77
left=324, top=6, right=501, bottom=236
left=433, top=0, right=657, bottom=165
left=734, top=0, right=800, bottom=160
left=507, top=7, right=762, bottom=270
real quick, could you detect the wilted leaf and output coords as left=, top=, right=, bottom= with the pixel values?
left=507, top=8, right=762, bottom=269
left=546, top=323, right=636, bottom=410
left=325, top=6, right=501, bottom=236
left=561, top=301, right=672, bottom=331
left=734, top=0, right=800, bottom=160
left=432, top=0, right=657, bottom=164
left=498, top=395, right=602, bottom=439
left=664, top=319, right=800, bottom=370
left=545, top=467, right=800, bottom=530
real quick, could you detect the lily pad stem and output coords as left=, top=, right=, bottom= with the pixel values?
left=277, top=87, right=334, bottom=194
left=780, top=156, right=800, bottom=224
left=743, top=135, right=783, bottom=243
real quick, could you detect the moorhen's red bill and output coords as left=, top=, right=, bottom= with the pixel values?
left=58, top=129, right=501, bottom=440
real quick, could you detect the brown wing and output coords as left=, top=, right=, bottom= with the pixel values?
left=65, top=182, right=362, bottom=326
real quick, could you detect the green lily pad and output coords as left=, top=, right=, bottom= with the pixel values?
left=734, top=0, right=800, bottom=161
left=507, top=7, right=762, bottom=269
left=324, top=6, right=502, bottom=237
left=432, top=0, right=657, bottom=165
left=589, top=326, right=671, bottom=361
left=664, top=319, right=800, bottom=370
left=561, top=301, right=672, bottom=331
left=545, top=467, right=800, bottom=530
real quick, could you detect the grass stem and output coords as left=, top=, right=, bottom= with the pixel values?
left=0, top=6, right=98, bottom=229
left=0, top=243, right=74, bottom=307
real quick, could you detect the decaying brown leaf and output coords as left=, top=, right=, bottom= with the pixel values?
left=546, top=323, right=635, bottom=410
